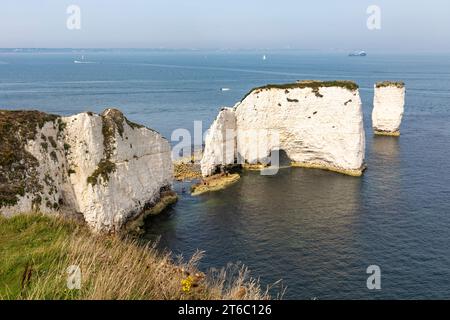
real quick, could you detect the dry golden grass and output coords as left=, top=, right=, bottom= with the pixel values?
left=0, top=214, right=278, bottom=300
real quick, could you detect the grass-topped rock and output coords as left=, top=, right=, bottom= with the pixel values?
left=373, top=81, right=406, bottom=135
left=0, top=108, right=173, bottom=233
left=201, top=80, right=366, bottom=181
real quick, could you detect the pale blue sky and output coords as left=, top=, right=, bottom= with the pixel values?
left=1, top=0, right=449, bottom=51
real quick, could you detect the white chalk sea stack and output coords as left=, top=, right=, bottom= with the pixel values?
left=0, top=108, right=174, bottom=232
left=372, top=81, right=405, bottom=136
left=201, top=81, right=366, bottom=177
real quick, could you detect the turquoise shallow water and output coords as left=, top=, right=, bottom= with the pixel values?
left=1, top=50, right=450, bottom=299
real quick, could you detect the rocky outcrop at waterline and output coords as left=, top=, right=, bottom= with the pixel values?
left=191, top=173, right=240, bottom=196
left=201, top=81, right=366, bottom=179
left=372, top=81, right=405, bottom=136
left=0, top=108, right=175, bottom=232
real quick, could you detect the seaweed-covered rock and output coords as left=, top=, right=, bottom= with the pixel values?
left=0, top=108, right=173, bottom=232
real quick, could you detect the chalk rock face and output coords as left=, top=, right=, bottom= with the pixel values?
left=0, top=109, right=173, bottom=232
left=201, top=108, right=237, bottom=177
left=201, top=81, right=366, bottom=177
left=372, top=82, right=405, bottom=136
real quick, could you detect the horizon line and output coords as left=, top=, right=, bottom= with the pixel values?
left=1, top=47, right=450, bottom=54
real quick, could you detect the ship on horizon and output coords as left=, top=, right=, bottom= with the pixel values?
left=349, top=50, right=367, bottom=57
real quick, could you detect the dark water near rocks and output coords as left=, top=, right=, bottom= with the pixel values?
left=1, top=50, right=450, bottom=299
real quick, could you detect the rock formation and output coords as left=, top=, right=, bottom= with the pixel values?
left=201, top=81, right=366, bottom=178
left=201, top=108, right=237, bottom=177
left=0, top=108, right=174, bottom=232
left=372, top=81, right=405, bottom=136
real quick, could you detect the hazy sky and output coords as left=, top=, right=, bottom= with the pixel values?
left=1, top=0, right=449, bottom=51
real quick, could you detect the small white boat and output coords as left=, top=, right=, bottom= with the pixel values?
left=221, top=88, right=230, bottom=91
left=262, top=55, right=267, bottom=60
left=74, top=55, right=94, bottom=64
left=74, top=55, right=85, bottom=63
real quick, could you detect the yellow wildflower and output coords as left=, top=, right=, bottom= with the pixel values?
left=181, top=275, right=194, bottom=293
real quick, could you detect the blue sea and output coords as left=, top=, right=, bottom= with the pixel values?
left=1, top=49, right=450, bottom=299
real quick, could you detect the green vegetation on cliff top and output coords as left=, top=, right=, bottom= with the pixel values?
left=375, top=81, right=405, bottom=88
left=241, top=80, right=359, bottom=102
left=0, top=214, right=273, bottom=300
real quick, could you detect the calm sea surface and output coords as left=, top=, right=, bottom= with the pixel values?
left=1, top=50, right=449, bottom=299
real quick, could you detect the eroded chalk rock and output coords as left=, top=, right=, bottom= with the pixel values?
left=201, top=108, right=236, bottom=177
left=372, top=81, right=405, bottom=136
left=201, top=81, right=366, bottom=178
left=0, top=108, right=174, bottom=232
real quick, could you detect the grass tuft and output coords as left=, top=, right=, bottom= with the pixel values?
left=86, top=159, right=116, bottom=186
left=375, top=81, right=405, bottom=88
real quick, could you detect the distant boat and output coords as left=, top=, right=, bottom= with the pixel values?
left=74, top=55, right=85, bottom=63
left=74, top=55, right=94, bottom=64
left=221, top=88, right=230, bottom=91
left=262, top=55, right=267, bottom=61
left=349, top=50, right=367, bottom=57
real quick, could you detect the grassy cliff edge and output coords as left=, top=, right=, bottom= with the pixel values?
left=0, top=214, right=274, bottom=300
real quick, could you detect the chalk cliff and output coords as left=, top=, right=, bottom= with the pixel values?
left=201, top=108, right=237, bottom=177
left=201, top=81, right=366, bottom=177
left=372, top=81, right=405, bottom=136
left=0, top=109, right=174, bottom=232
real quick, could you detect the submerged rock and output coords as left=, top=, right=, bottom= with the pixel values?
left=372, top=81, right=405, bottom=136
left=0, top=108, right=174, bottom=232
left=201, top=81, right=366, bottom=178
left=191, top=173, right=240, bottom=196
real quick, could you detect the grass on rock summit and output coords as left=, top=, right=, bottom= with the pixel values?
left=241, top=80, right=359, bottom=101
left=375, top=81, right=405, bottom=88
